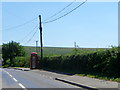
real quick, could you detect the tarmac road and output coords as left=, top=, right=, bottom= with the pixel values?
left=1, top=68, right=82, bottom=89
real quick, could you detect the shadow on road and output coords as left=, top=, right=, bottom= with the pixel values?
left=40, top=68, right=75, bottom=76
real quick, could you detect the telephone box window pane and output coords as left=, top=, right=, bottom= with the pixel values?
left=32, top=56, right=36, bottom=68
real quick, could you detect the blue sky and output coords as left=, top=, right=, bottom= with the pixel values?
left=1, top=1, right=118, bottom=48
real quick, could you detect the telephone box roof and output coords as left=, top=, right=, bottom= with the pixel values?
left=31, top=52, right=37, bottom=54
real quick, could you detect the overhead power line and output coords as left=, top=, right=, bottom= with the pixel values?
left=3, top=17, right=38, bottom=31
left=19, top=25, right=38, bottom=42
left=42, top=0, right=87, bottom=24
left=24, top=28, right=38, bottom=45
left=43, top=0, right=76, bottom=22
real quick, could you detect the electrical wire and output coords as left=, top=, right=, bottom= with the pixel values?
left=43, top=0, right=76, bottom=22
left=42, top=0, right=87, bottom=24
left=3, top=17, right=38, bottom=31
left=24, top=28, right=38, bottom=45
left=19, top=25, right=38, bottom=42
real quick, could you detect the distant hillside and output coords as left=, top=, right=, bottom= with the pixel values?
left=24, top=46, right=74, bottom=56
left=0, top=44, right=109, bottom=57
left=24, top=46, right=109, bottom=56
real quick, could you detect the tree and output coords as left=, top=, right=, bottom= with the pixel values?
left=2, top=41, right=25, bottom=66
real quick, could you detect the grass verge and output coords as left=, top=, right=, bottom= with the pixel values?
left=77, top=74, right=120, bottom=83
left=42, top=68, right=120, bottom=83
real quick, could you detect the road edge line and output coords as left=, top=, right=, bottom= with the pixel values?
left=55, top=78, right=97, bottom=90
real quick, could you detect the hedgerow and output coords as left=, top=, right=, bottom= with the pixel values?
left=40, top=47, right=120, bottom=78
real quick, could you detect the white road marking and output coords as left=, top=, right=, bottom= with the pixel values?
left=3, top=69, right=26, bottom=89
left=9, top=74, right=13, bottom=77
left=13, top=77, right=18, bottom=82
left=39, top=74, right=54, bottom=79
left=18, top=83, right=26, bottom=88
left=7, top=72, right=9, bottom=74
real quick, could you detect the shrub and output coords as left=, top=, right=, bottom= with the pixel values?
left=40, top=47, right=120, bottom=78
left=14, top=56, right=30, bottom=68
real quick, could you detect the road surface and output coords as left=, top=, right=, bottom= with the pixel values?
left=1, top=68, right=83, bottom=89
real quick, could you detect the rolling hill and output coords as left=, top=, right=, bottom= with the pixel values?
left=24, top=46, right=108, bottom=56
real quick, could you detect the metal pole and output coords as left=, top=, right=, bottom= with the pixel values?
left=74, top=42, right=77, bottom=51
left=36, top=41, right=38, bottom=53
left=39, top=15, right=43, bottom=61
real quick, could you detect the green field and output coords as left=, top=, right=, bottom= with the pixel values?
left=0, top=44, right=109, bottom=56
left=24, top=46, right=75, bottom=56
left=24, top=46, right=109, bottom=56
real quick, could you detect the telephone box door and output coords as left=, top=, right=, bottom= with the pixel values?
left=30, top=52, right=38, bottom=69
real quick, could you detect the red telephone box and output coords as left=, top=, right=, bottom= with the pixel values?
left=30, top=52, right=38, bottom=69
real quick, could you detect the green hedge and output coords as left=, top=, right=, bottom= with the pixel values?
left=3, top=56, right=30, bottom=68
left=40, top=47, right=120, bottom=78
left=14, top=56, right=30, bottom=68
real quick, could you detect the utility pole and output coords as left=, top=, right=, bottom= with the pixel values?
left=74, top=42, right=77, bottom=51
left=36, top=41, right=38, bottom=53
left=118, top=1, right=120, bottom=47
left=39, top=15, right=43, bottom=61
